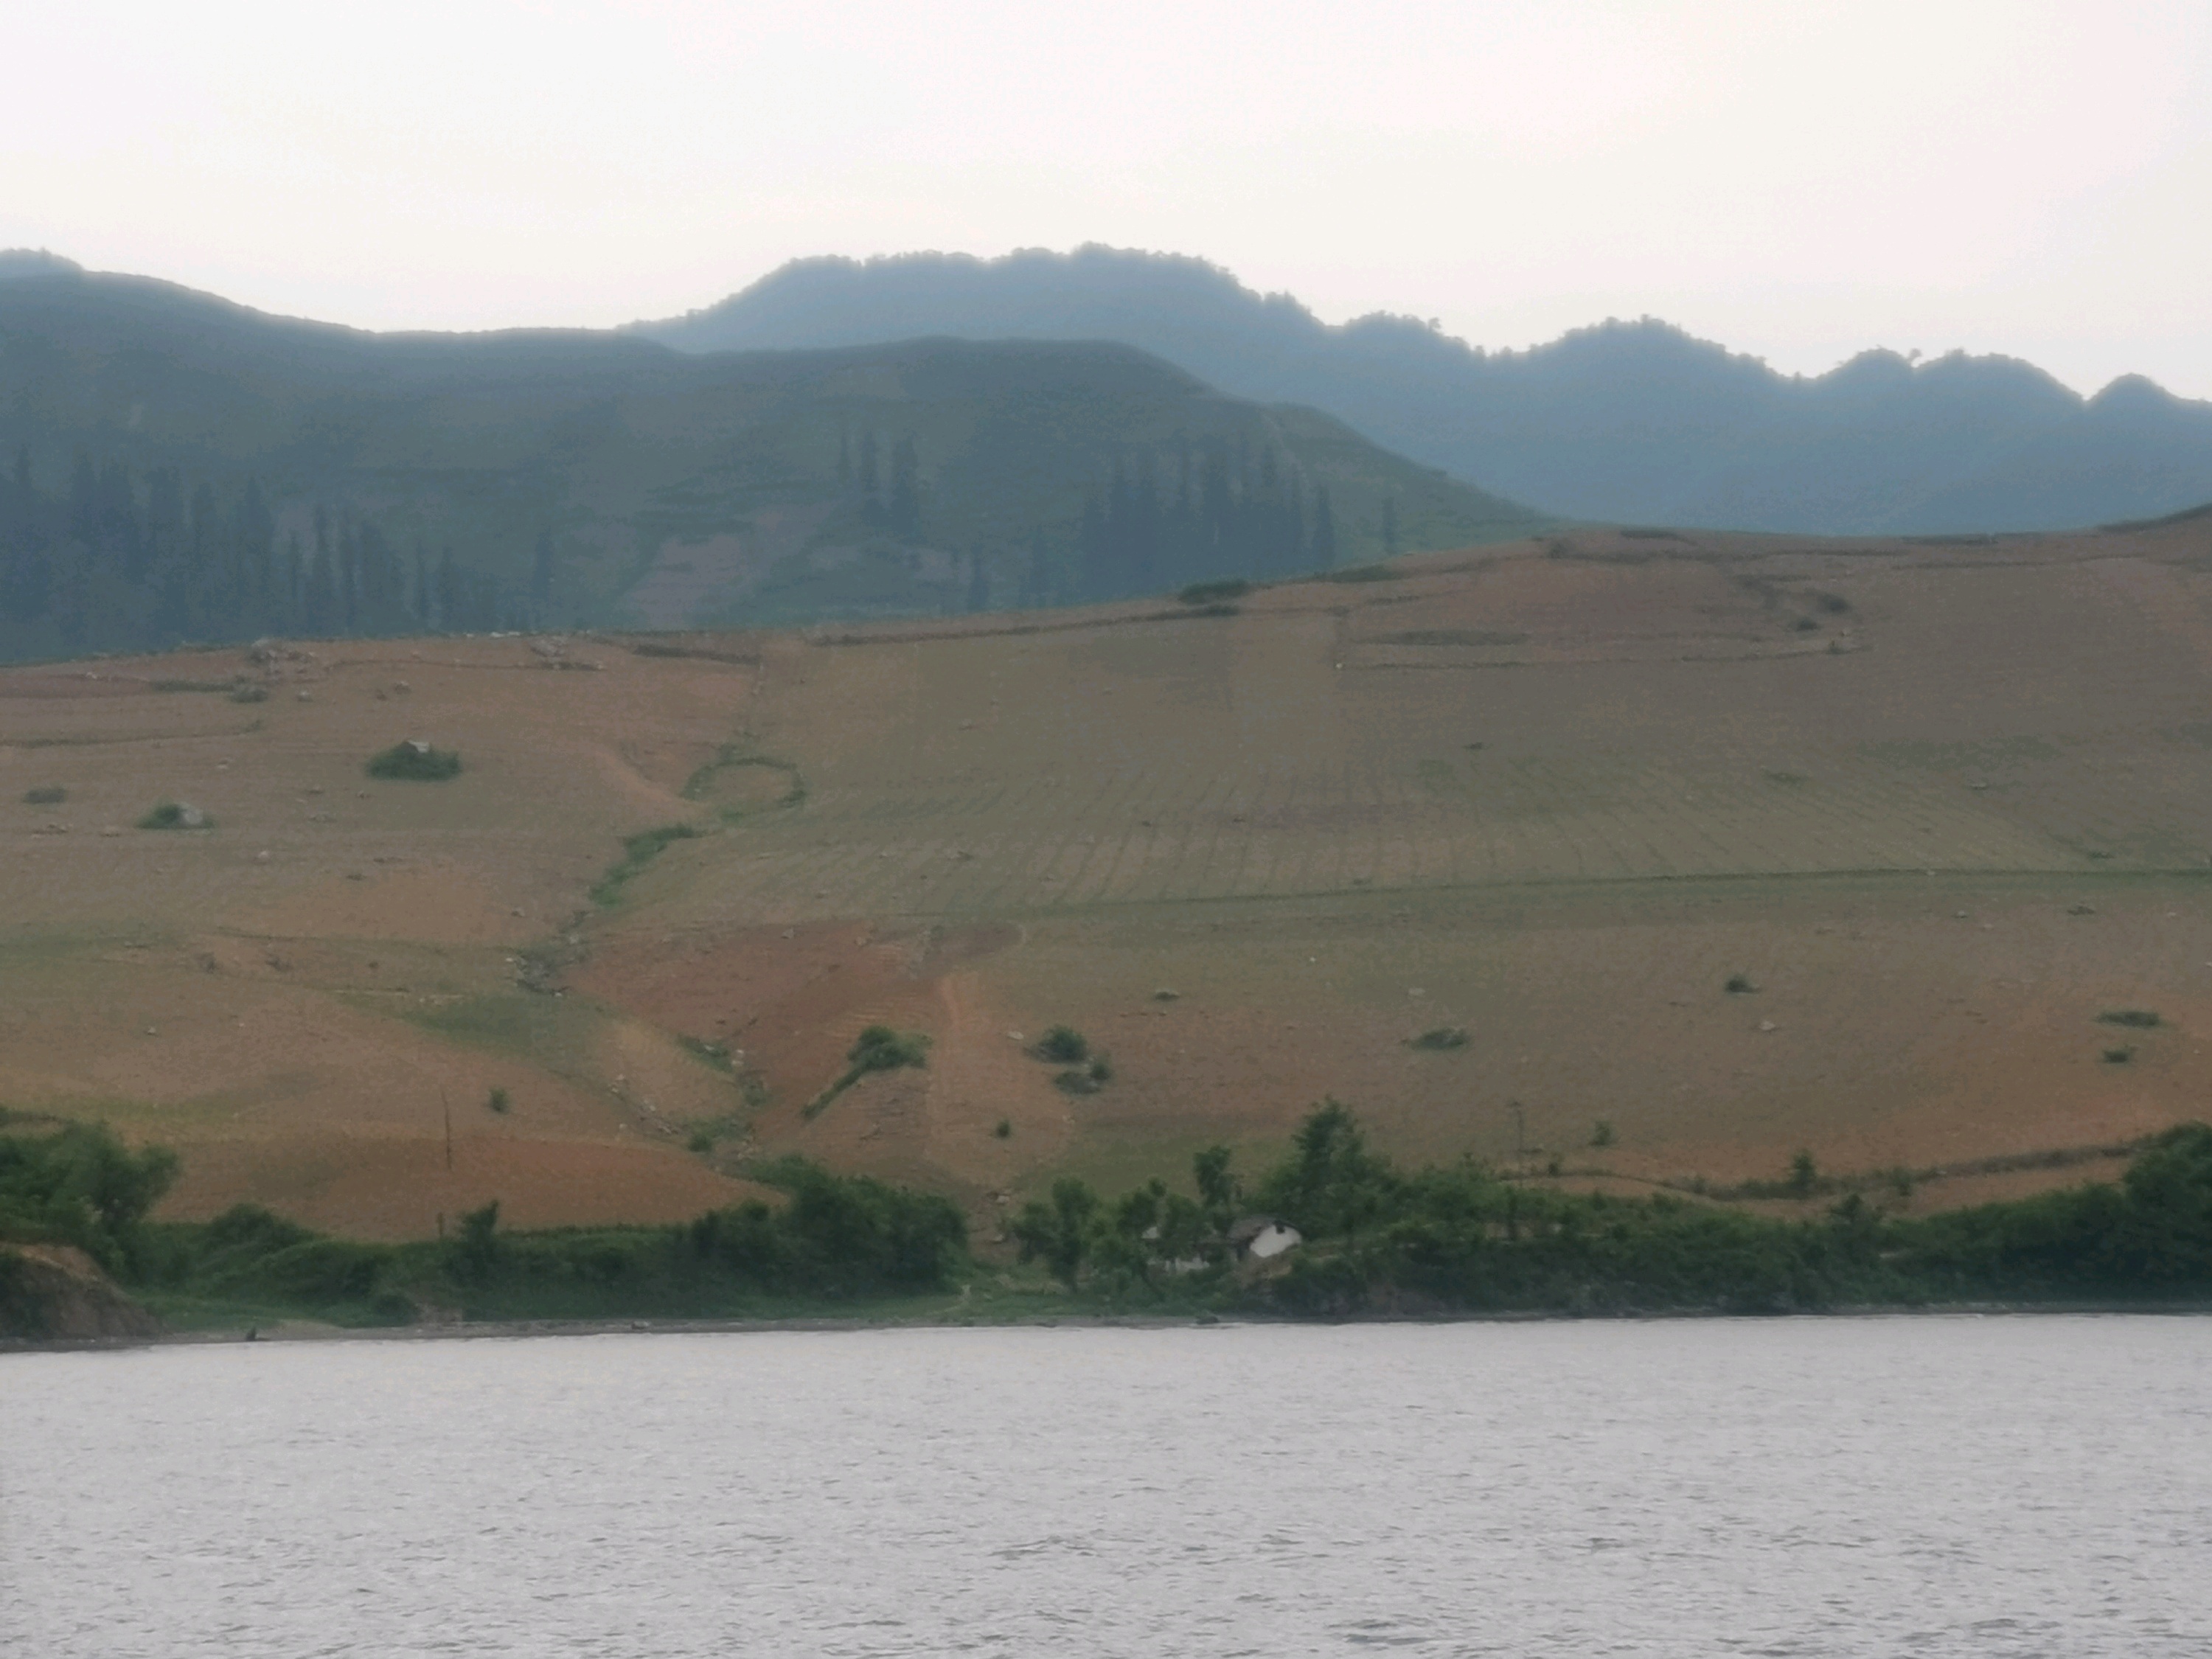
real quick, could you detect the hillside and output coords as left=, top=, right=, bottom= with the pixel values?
left=0, top=257, right=1540, bottom=661
left=640, top=247, right=2212, bottom=535
left=10, top=513, right=2212, bottom=1239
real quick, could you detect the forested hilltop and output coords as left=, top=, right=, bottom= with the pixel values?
left=0, top=254, right=1539, bottom=659
left=641, top=246, right=2212, bottom=535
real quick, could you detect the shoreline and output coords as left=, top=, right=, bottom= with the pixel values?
left=10, top=1298, right=2212, bottom=1357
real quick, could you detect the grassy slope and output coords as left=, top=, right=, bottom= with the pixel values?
left=9, top=513, right=2212, bottom=1242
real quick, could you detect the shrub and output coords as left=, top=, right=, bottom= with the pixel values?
left=1408, top=1026, right=1469, bottom=1051
left=2103, top=1046, right=2135, bottom=1065
left=21, top=786, right=65, bottom=805
left=1787, top=1150, right=1819, bottom=1197
left=992, top=1119, right=1012, bottom=1140
left=1033, top=1026, right=1089, bottom=1064
left=1054, top=1068, right=1102, bottom=1096
left=1591, top=1120, right=1616, bottom=1148
left=2097, top=1009, right=2163, bottom=1029
left=486, top=1087, right=510, bottom=1114
left=591, top=821, right=706, bottom=904
left=136, top=801, right=211, bottom=830
left=1178, top=579, right=1251, bottom=605
left=366, top=740, right=462, bottom=781
left=1725, top=973, right=1756, bottom=995
left=803, top=1026, right=930, bottom=1118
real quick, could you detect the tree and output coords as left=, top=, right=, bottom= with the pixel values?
left=451, top=1200, right=501, bottom=1281
left=1787, top=1150, right=1819, bottom=1198
left=1010, top=1178, right=1099, bottom=1290
left=1311, top=486, right=1337, bottom=568
left=1259, top=1099, right=1395, bottom=1240
left=1194, top=1144, right=1239, bottom=1222
left=888, top=437, right=922, bottom=538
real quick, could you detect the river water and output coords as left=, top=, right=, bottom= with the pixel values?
left=3, top=1317, right=2208, bottom=1657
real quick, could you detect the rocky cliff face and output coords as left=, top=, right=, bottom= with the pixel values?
left=0, top=1245, right=161, bottom=1343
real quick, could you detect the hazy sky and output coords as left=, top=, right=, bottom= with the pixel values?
left=10, top=1, right=2211, bottom=396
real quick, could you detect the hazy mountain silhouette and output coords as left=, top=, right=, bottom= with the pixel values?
left=639, top=247, right=2212, bottom=535
left=0, top=257, right=1539, bottom=656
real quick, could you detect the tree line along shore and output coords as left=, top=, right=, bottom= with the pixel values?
left=5, top=1105, right=2211, bottom=1343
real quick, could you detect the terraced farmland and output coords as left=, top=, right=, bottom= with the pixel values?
left=10, top=516, right=2212, bottom=1234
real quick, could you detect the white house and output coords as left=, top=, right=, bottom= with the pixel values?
left=1227, top=1215, right=1302, bottom=1261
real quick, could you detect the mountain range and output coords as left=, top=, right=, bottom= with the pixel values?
left=640, top=246, right=2212, bottom=535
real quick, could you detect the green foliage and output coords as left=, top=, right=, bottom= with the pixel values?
left=0, top=1121, right=179, bottom=1273
left=1193, top=1144, right=1239, bottom=1220
left=21, top=786, right=65, bottom=805
left=1052, top=1052, right=1113, bottom=1096
left=485, top=1087, right=510, bottom=1114
left=2103, top=1047, right=2135, bottom=1065
left=1408, top=1026, right=1469, bottom=1051
left=1724, top=973, right=1756, bottom=995
left=2097, top=1009, right=2163, bottom=1029
left=1178, top=579, right=1251, bottom=605
left=694, top=1158, right=967, bottom=1295
left=449, top=1200, right=503, bottom=1283
left=1237, top=1108, right=2212, bottom=1315
left=1787, top=1150, right=1820, bottom=1198
left=804, top=1026, right=930, bottom=1118
left=129, top=1162, right=971, bottom=1327
left=1591, top=1120, right=1617, bottom=1149
left=1009, top=1178, right=1100, bottom=1290
left=366, top=741, right=462, bottom=781
left=992, top=1119, right=1012, bottom=1140
left=1032, top=1026, right=1089, bottom=1063
left=1256, top=1099, right=1395, bottom=1244
left=136, top=801, right=211, bottom=830
left=591, top=821, right=706, bottom=905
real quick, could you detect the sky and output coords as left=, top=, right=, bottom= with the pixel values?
left=7, top=0, right=2211, bottom=397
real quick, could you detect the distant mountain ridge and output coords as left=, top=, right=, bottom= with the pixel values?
left=0, top=258, right=1537, bottom=658
left=639, top=247, right=2212, bottom=535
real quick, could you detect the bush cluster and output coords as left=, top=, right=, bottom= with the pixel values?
left=366, top=741, right=462, bottom=781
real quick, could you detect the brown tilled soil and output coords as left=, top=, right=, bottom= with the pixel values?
left=11, top=516, right=2212, bottom=1234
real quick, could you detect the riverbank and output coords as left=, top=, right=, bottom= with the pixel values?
left=13, top=1296, right=2212, bottom=1359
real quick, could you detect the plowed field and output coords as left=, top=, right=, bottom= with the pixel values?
left=10, top=518, right=2212, bottom=1235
